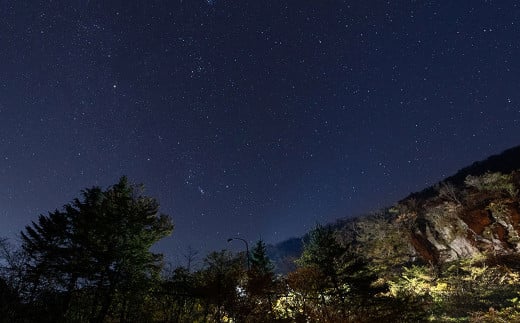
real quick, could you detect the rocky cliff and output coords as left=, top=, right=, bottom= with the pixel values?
left=401, top=171, right=520, bottom=264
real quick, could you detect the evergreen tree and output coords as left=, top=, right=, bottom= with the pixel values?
left=295, top=224, right=347, bottom=320
left=250, top=240, right=274, bottom=274
left=248, top=239, right=275, bottom=296
left=297, top=224, right=345, bottom=284
left=20, top=177, right=173, bottom=322
left=247, top=240, right=277, bottom=321
left=295, top=224, right=387, bottom=320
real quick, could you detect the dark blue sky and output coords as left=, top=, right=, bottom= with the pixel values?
left=0, top=0, right=519, bottom=262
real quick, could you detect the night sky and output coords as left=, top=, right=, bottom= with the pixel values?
left=1, top=1, right=519, bottom=262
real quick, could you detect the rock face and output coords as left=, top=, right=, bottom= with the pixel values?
left=402, top=172, right=520, bottom=264
left=409, top=204, right=478, bottom=263
left=392, top=147, right=520, bottom=265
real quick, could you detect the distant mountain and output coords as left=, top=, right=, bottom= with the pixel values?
left=268, top=145, right=520, bottom=271
left=266, top=237, right=303, bottom=274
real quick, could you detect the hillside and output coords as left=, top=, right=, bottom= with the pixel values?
left=270, top=144, right=520, bottom=269
left=262, top=144, right=520, bottom=320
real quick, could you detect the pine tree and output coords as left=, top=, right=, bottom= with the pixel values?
left=246, top=240, right=277, bottom=321
left=20, top=177, right=173, bottom=322
left=250, top=239, right=274, bottom=277
left=247, top=240, right=275, bottom=296
left=297, top=224, right=345, bottom=282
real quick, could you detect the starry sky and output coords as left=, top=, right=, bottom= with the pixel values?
left=1, top=0, right=519, bottom=262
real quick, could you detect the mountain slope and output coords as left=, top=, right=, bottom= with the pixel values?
left=269, top=145, right=520, bottom=269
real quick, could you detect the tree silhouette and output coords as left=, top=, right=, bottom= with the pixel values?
left=197, top=250, right=244, bottom=322
left=246, top=240, right=277, bottom=321
left=20, top=176, right=173, bottom=322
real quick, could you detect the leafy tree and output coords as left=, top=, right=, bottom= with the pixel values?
left=159, top=266, right=201, bottom=322
left=20, top=177, right=173, bottom=322
left=352, top=212, right=414, bottom=275
left=284, top=265, right=326, bottom=321
left=197, top=250, right=245, bottom=322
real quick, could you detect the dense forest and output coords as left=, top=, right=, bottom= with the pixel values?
left=2, top=147, right=520, bottom=322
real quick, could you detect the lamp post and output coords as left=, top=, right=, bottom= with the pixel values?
left=227, top=237, right=250, bottom=271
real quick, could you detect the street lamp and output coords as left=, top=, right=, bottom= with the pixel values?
left=227, top=237, right=250, bottom=271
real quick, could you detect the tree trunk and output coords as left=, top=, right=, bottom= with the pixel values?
left=94, top=281, right=116, bottom=323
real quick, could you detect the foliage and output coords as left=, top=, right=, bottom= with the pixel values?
left=465, top=172, right=518, bottom=198
left=17, top=177, right=173, bottom=322
left=197, top=250, right=246, bottom=322
left=3, top=169, right=520, bottom=321
left=250, top=239, right=274, bottom=277
left=296, top=224, right=344, bottom=280
left=282, top=224, right=388, bottom=321
left=246, top=240, right=278, bottom=321
left=385, top=255, right=520, bottom=321
left=351, top=212, right=413, bottom=274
